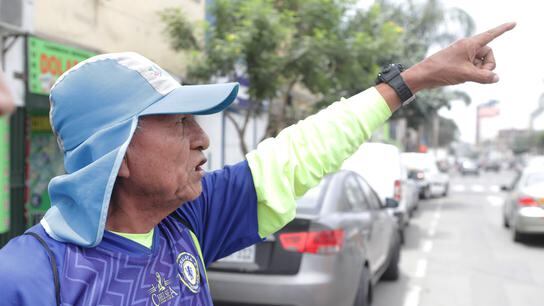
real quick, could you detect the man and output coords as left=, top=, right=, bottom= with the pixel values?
left=0, top=22, right=515, bottom=305
left=0, top=68, right=15, bottom=116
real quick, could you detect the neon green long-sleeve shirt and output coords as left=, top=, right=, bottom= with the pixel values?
left=246, top=87, right=392, bottom=238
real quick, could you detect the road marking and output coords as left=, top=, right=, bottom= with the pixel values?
left=452, top=184, right=465, bottom=192
left=486, top=195, right=504, bottom=207
left=471, top=185, right=484, bottom=192
left=415, top=259, right=427, bottom=278
left=433, top=211, right=441, bottom=220
left=430, top=219, right=438, bottom=229
left=489, top=185, right=500, bottom=192
left=428, top=227, right=436, bottom=237
left=403, top=285, right=422, bottom=306
left=422, top=240, right=433, bottom=253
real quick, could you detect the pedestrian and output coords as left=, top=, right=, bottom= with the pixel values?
left=0, top=67, right=15, bottom=116
left=0, top=22, right=515, bottom=305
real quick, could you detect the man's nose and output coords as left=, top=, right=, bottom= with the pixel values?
left=190, top=121, right=210, bottom=151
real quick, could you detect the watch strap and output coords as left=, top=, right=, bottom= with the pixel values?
left=388, top=73, right=414, bottom=105
left=376, top=64, right=415, bottom=106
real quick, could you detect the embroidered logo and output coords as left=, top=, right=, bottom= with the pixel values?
left=145, top=65, right=162, bottom=79
left=148, top=272, right=178, bottom=306
left=176, top=252, right=201, bottom=293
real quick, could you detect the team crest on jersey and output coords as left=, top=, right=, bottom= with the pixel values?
left=176, top=252, right=201, bottom=293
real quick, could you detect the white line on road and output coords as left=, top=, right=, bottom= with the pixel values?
left=415, top=259, right=427, bottom=278
left=471, top=185, right=485, bottom=192
left=403, top=285, right=422, bottom=306
left=489, top=185, right=501, bottom=193
left=428, top=227, right=436, bottom=237
left=422, top=240, right=433, bottom=253
left=486, top=195, right=504, bottom=207
left=433, top=211, right=441, bottom=220
left=452, top=184, right=466, bottom=192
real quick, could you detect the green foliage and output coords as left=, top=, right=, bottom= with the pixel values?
left=379, top=0, right=475, bottom=129
left=438, top=116, right=459, bottom=147
left=160, top=0, right=474, bottom=153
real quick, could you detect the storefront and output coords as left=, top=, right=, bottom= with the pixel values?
left=0, top=35, right=95, bottom=246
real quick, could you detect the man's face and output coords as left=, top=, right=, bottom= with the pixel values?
left=121, top=114, right=209, bottom=207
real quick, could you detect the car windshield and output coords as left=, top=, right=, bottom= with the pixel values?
left=524, top=172, right=544, bottom=187
left=296, top=179, right=327, bottom=214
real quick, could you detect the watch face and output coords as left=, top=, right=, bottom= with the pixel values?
left=382, top=65, right=392, bottom=73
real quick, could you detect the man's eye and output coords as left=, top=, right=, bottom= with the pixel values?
left=177, top=117, right=187, bottom=125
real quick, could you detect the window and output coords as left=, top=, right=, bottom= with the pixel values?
left=344, top=175, right=366, bottom=211
left=524, top=172, right=544, bottom=187
left=297, top=178, right=328, bottom=214
left=366, top=188, right=383, bottom=210
left=355, top=176, right=381, bottom=210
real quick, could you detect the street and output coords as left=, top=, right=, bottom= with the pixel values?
left=374, top=170, right=544, bottom=306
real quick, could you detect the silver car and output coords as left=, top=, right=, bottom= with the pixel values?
left=503, top=167, right=544, bottom=241
left=208, top=170, right=402, bottom=306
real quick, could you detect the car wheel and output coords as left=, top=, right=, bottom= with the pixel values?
left=503, top=215, right=510, bottom=228
left=422, top=187, right=431, bottom=199
left=442, top=184, right=449, bottom=197
left=353, top=265, right=372, bottom=306
left=399, top=229, right=405, bottom=245
left=512, top=228, right=525, bottom=242
left=381, top=237, right=401, bottom=281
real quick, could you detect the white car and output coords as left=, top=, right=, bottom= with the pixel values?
left=503, top=166, right=544, bottom=241
left=343, top=143, right=419, bottom=241
left=401, top=152, right=449, bottom=198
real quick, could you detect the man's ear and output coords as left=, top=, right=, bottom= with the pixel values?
left=118, top=156, right=130, bottom=178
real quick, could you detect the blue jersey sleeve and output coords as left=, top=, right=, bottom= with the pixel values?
left=175, top=160, right=261, bottom=267
left=0, top=233, right=58, bottom=306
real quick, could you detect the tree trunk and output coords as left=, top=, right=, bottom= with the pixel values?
left=262, top=78, right=298, bottom=140
left=225, top=107, right=253, bottom=156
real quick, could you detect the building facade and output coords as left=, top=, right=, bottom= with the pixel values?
left=0, top=0, right=221, bottom=246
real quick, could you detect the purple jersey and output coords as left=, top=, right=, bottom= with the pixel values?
left=0, top=161, right=261, bottom=306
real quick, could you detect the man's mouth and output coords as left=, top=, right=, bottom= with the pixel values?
left=195, top=158, right=207, bottom=172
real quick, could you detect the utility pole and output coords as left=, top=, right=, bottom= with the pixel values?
left=432, top=113, right=439, bottom=154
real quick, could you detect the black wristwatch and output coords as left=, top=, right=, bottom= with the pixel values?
left=375, top=63, right=415, bottom=106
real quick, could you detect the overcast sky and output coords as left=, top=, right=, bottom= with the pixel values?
left=440, top=0, right=544, bottom=143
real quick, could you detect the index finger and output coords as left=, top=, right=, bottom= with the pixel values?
left=471, top=22, right=516, bottom=46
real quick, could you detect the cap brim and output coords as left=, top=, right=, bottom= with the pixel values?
left=140, top=82, right=239, bottom=116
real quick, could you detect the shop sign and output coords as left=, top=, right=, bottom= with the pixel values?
left=27, top=36, right=95, bottom=95
left=0, top=117, right=9, bottom=233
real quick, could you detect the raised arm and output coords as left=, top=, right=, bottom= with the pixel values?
left=246, top=22, right=516, bottom=238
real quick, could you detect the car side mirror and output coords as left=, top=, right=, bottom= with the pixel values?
left=384, top=198, right=399, bottom=209
left=500, top=185, right=511, bottom=191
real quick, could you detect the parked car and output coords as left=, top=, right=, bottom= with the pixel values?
left=342, top=142, right=419, bottom=242
left=208, top=170, right=402, bottom=306
left=460, top=159, right=480, bottom=176
left=401, top=152, right=450, bottom=198
left=502, top=166, right=544, bottom=242
left=525, top=155, right=544, bottom=168
left=482, top=160, right=501, bottom=172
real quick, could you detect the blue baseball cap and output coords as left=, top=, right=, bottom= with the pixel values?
left=41, top=52, right=239, bottom=247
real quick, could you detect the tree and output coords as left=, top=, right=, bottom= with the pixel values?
left=437, top=116, right=460, bottom=147
left=161, top=0, right=403, bottom=155
left=378, top=0, right=475, bottom=129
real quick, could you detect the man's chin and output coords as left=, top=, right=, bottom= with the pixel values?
left=178, top=183, right=203, bottom=202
